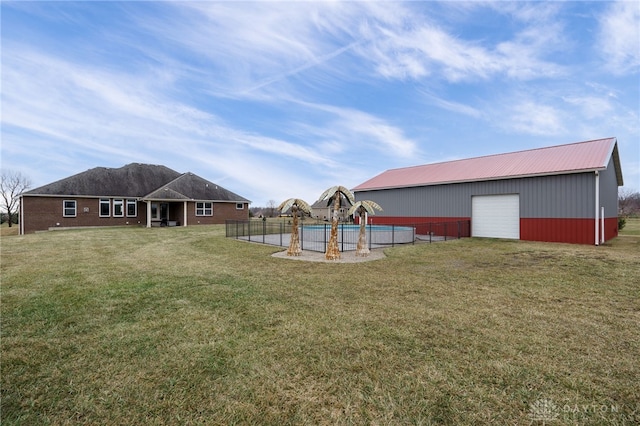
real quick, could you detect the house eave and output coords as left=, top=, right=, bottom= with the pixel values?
left=21, top=193, right=141, bottom=199
left=353, top=168, right=609, bottom=192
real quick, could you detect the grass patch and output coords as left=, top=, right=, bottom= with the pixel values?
left=0, top=223, right=19, bottom=237
left=1, top=225, right=639, bottom=425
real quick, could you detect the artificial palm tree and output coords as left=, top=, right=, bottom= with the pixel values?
left=318, top=185, right=355, bottom=260
left=277, top=198, right=311, bottom=256
left=348, top=200, right=383, bottom=257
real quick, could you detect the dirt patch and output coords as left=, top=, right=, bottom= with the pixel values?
left=271, top=249, right=386, bottom=263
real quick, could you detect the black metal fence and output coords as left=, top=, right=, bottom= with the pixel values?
left=226, top=219, right=470, bottom=253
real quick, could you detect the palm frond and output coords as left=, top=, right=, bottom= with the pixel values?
left=318, top=186, right=338, bottom=202
left=278, top=198, right=311, bottom=213
left=348, top=200, right=383, bottom=216
left=337, top=186, right=355, bottom=204
left=277, top=198, right=295, bottom=212
left=362, top=200, right=383, bottom=213
left=319, top=185, right=355, bottom=206
left=294, top=199, right=312, bottom=213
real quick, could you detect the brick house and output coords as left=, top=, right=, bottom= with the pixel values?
left=19, top=163, right=250, bottom=234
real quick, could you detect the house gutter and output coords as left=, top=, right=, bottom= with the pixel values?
left=19, top=195, right=24, bottom=235
left=601, top=206, right=605, bottom=245
left=594, top=171, right=600, bottom=246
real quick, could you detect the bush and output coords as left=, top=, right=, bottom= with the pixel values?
left=618, top=216, right=626, bottom=231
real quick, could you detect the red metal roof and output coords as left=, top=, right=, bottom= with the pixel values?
left=353, top=138, right=622, bottom=191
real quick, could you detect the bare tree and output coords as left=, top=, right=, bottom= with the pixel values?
left=266, top=199, right=277, bottom=217
left=619, top=188, right=640, bottom=217
left=1, top=170, right=32, bottom=227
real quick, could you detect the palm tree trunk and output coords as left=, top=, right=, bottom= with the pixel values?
left=325, top=192, right=341, bottom=260
left=356, top=209, right=370, bottom=256
left=287, top=206, right=301, bottom=256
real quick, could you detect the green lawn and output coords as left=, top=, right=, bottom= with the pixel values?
left=1, top=223, right=638, bottom=425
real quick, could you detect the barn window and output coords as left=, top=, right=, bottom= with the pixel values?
left=196, top=202, right=213, bottom=216
left=99, top=199, right=110, bottom=217
left=113, top=199, right=124, bottom=217
left=126, top=199, right=137, bottom=217
left=63, top=200, right=76, bottom=217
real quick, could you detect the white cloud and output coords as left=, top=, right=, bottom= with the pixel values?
left=291, top=101, right=419, bottom=160
left=145, top=1, right=569, bottom=91
left=419, top=90, right=483, bottom=119
left=562, top=96, right=613, bottom=119
left=598, top=0, right=640, bottom=74
left=502, top=101, right=566, bottom=136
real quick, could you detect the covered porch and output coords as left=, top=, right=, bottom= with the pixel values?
left=144, top=200, right=189, bottom=228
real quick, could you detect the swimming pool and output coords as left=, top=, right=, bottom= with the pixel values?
left=300, top=224, right=415, bottom=247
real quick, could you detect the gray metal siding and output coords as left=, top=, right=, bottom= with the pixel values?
left=599, top=156, right=619, bottom=216
left=355, top=172, right=597, bottom=219
left=518, top=173, right=594, bottom=218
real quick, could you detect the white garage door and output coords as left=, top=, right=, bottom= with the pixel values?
left=472, top=194, right=520, bottom=239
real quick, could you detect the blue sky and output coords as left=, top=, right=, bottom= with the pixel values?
left=2, top=1, right=639, bottom=206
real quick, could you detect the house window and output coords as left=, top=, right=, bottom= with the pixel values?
left=99, top=199, right=110, bottom=217
left=63, top=200, right=76, bottom=217
left=113, top=199, right=124, bottom=217
left=236, top=203, right=244, bottom=210
left=196, top=202, right=213, bottom=216
left=126, top=199, right=137, bottom=217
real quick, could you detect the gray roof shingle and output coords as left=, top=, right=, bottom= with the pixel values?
left=25, top=163, right=250, bottom=203
left=147, top=173, right=250, bottom=202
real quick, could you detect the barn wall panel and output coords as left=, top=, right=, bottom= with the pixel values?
left=599, top=156, right=619, bottom=220
left=520, top=218, right=595, bottom=244
left=604, top=217, right=618, bottom=242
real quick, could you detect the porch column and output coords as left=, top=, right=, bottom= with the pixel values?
left=19, top=195, right=24, bottom=235
left=146, top=201, right=152, bottom=228
left=183, top=201, right=188, bottom=226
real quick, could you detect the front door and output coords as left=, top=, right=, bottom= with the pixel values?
left=150, top=202, right=170, bottom=226
left=160, top=203, right=169, bottom=221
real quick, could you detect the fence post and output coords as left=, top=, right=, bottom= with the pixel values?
left=429, top=222, right=432, bottom=243
left=341, top=223, right=344, bottom=252
left=444, top=222, right=448, bottom=241
left=324, top=223, right=327, bottom=253
left=280, top=222, right=283, bottom=247
left=392, top=224, right=395, bottom=247
left=262, top=219, right=266, bottom=244
left=300, top=224, right=304, bottom=251
left=368, top=223, right=372, bottom=250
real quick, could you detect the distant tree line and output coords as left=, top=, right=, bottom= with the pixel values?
left=619, top=189, right=640, bottom=217
left=249, top=200, right=280, bottom=218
